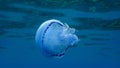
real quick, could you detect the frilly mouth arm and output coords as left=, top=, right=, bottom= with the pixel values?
left=62, top=23, right=75, bottom=34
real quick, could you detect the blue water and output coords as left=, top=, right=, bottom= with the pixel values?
left=0, top=0, right=120, bottom=68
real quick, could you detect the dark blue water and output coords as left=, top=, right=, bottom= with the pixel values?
left=0, top=0, right=120, bottom=68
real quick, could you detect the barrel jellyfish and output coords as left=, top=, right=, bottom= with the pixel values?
left=35, top=19, right=79, bottom=58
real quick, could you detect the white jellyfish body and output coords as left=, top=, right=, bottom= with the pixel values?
left=35, top=19, right=79, bottom=57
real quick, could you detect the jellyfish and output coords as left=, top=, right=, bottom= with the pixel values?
left=35, top=19, right=79, bottom=58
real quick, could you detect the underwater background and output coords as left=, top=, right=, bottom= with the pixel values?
left=0, top=0, right=120, bottom=68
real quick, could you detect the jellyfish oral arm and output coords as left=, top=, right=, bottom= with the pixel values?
left=60, top=32, right=79, bottom=46
left=59, top=26, right=79, bottom=46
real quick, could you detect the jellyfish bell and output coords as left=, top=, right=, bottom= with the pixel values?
left=35, top=19, right=79, bottom=58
